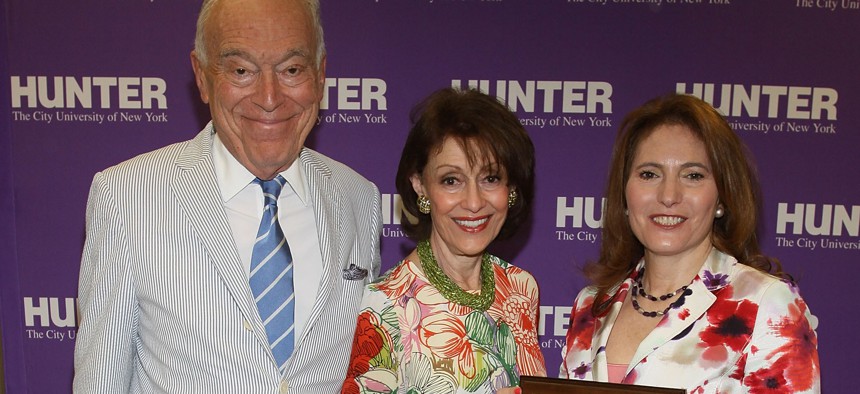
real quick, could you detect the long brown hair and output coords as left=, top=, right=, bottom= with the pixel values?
left=586, top=93, right=786, bottom=315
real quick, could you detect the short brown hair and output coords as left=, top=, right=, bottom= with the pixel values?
left=395, top=88, right=535, bottom=241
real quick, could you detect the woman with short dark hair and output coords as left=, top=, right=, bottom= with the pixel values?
left=343, top=88, right=546, bottom=393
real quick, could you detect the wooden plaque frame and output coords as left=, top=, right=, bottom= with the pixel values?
left=520, top=376, right=687, bottom=394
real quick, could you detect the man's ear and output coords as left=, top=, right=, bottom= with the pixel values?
left=190, top=51, right=210, bottom=104
left=315, top=55, right=327, bottom=102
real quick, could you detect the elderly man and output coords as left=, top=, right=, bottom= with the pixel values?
left=73, top=0, right=381, bottom=392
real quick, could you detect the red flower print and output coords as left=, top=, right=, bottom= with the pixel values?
left=744, top=357, right=792, bottom=394
left=624, top=368, right=639, bottom=384
left=487, top=264, right=546, bottom=376
left=419, top=311, right=477, bottom=378
left=729, top=352, right=747, bottom=381
left=767, top=298, right=819, bottom=391
left=342, top=311, right=386, bottom=394
left=565, top=294, right=597, bottom=352
left=374, top=260, right=418, bottom=300
left=700, top=296, right=758, bottom=355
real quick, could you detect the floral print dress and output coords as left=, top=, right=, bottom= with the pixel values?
left=342, top=255, right=546, bottom=394
left=560, top=249, right=820, bottom=393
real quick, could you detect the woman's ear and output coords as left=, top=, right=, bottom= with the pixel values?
left=410, top=174, right=426, bottom=196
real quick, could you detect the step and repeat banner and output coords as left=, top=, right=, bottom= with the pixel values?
left=2, top=1, right=857, bottom=392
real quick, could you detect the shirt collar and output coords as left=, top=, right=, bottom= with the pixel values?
left=211, top=132, right=310, bottom=205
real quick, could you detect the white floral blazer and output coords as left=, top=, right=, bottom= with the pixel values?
left=560, top=249, right=820, bottom=393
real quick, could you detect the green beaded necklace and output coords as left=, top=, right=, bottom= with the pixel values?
left=416, top=239, right=495, bottom=312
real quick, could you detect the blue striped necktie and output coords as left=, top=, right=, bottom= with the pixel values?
left=250, top=176, right=295, bottom=372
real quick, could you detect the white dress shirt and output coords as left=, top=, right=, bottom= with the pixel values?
left=212, top=135, right=323, bottom=349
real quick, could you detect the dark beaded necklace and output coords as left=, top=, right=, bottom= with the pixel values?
left=630, top=267, right=689, bottom=318
left=416, top=239, right=495, bottom=312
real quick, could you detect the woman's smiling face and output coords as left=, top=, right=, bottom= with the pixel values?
left=412, top=137, right=510, bottom=260
left=625, top=124, right=720, bottom=260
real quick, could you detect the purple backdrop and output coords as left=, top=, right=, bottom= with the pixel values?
left=3, top=1, right=857, bottom=392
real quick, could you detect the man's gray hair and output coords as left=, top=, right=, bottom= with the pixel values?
left=193, top=0, right=326, bottom=68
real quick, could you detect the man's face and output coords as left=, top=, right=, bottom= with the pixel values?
left=191, top=0, right=325, bottom=179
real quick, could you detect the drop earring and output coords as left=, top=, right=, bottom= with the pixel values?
left=508, top=190, right=518, bottom=208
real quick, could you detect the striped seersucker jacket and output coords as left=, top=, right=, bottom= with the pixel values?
left=73, top=123, right=382, bottom=393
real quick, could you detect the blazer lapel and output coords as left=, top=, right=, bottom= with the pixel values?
left=170, top=126, right=269, bottom=349
left=590, top=282, right=628, bottom=382
left=293, top=150, right=343, bottom=350
left=630, top=250, right=727, bottom=367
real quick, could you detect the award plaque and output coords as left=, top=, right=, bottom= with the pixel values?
left=520, top=376, right=687, bottom=394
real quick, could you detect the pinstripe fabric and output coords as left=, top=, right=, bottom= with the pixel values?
left=74, top=123, right=382, bottom=393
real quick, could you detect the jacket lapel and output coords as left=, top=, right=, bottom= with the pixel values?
left=293, top=149, right=343, bottom=350
left=630, top=249, right=729, bottom=367
left=170, top=125, right=270, bottom=349
left=591, top=283, right=628, bottom=382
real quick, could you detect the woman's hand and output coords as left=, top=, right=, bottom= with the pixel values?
left=497, top=387, right=521, bottom=394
